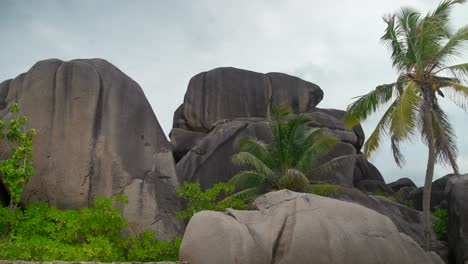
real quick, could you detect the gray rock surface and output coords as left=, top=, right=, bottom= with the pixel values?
left=445, top=174, right=468, bottom=264
left=173, top=67, right=323, bottom=132
left=176, top=119, right=271, bottom=188
left=330, top=187, right=447, bottom=261
left=356, top=179, right=394, bottom=194
left=0, top=59, right=182, bottom=239
left=310, top=107, right=365, bottom=150
left=388, top=178, right=417, bottom=192
left=179, top=190, right=443, bottom=264
left=169, top=128, right=206, bottom=162
left=408, top=174, right=455, bottom=211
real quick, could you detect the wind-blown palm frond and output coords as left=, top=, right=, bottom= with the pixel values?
left=440, top=63, right=468, bottom=80
left=228, top=171, right=265, bottom=190
left=277, top=169, right=310, bottom=193
left=431, top=104, right=459, bottom=173
left=223, top=187, right=258, bottom=203
left=295, top=134, right=340, bottom=174
left=435, top=25, right=468, bottom=65
left=390, top=81, right=421, bottom=140
left=381, top=14, right=407, bottom=70
left=231, top=152, right=272, bottom=176
left=234, top=136, right=272, bottom=166
left=363, top=100, right=398, bottom=158
left=441, top=81, right=468, bottom=110
left=343, top=83, right=395, bottom=128
left=310, top=154, right=359, bottom=179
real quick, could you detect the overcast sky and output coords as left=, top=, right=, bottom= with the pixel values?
left=1, top=0, right=467, bottom=186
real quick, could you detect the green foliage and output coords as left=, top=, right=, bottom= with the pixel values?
left=174, top=182, right=245, bottom=222
left=432, top=208, right=448, bottom=240
left=229, top=105, right=351, bottom=202
left=309, top=183, right=340, bottom=197
left=404, top=199, right=415, bottom=209
left=371, top=191, right=398, bottom=202
left=0, top=103, right=36, bottom=208
left=0, top=196, right=181, bottom=262
left=127, top=231, right=181, bottom=262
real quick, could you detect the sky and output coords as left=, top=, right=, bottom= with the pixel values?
left=1, top=0, right=467, bottom=186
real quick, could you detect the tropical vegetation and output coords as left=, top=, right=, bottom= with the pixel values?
left=228, top=105, right=350, bottom=202
left=344, top=0, right=468, bottom=249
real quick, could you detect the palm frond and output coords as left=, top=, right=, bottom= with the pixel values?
left=440, top=81, right=468, bottom=110
left=436, top=63, right=468, bottom=81
left=431, top=104, right=459, bottom=173
left=363, top=100, right=398, bottom=158
left=343, top=83, right=395, bottom=128
left=396, top=7, right=421, bottom=66
left=234, top=136, right=272, bottom=166
left=224, top=187, right=258, bottom=203
left=390, top=81, right=422, bottom=140
left=305, top=127, right=325, bottom=146
left=277, top=169, right=310, bottom=193
left=228, top=171, right=265, bottom=190
left=311, top=154, right=359, bottom=178
left=231, top=152, right=273, bottom=176
left=295, top=134, right=340, bottom=174
left=435, top=25, right=468, bottom=65
left=381, top=14, right=408, bottom=70
left=391, top=136, right=406, bottom=166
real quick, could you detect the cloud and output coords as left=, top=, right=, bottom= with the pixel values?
left=1, top=0, right=468, bottom=185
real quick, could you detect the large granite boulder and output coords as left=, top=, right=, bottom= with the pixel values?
left=0, top=59, right=182, bottom=239
left=173, top=67, right=323, bottom=132
left=179, top=190, right=443, bottom=264
left=445, top=174, right=468, bottom=264
left=173, top=67, right=377, bottom=189
left=388, top=178, right=417, bottom=192
left=330, top=187, right=447, bottom=260
left=408, top=174, right=456, bottom=211
left=176, top=118, right=271, bottom=188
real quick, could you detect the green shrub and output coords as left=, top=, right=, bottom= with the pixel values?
left=309, top=183, right=340, bottom=197
left=0, top=196, right=181, bottom=262
left=175, top=182, right=245, bottom=222
left=403, top=200, right=414, bottom=209
left=0, top=102, right=36, bottom=209
left=432, top=208, right=448, bottom=240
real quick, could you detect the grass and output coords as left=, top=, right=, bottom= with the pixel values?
left=309, top=183, right=341, bottom=197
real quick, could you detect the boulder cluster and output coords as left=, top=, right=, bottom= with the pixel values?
left=0, top=59, right=466, bottom=263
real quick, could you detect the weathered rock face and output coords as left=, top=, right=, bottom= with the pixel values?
left=0, top=59, right=182, bottom=239
left=169, top=128, right=206, bottom=162
left=408, top=174, right=455, bottom=211
left=174, top=67, right=323, bottom=132
left=445, top=174, right=468, bottom=264
left=176, top=119, right=271, bottom=188
left=388, top=178, right=417, bottom=192
left=179, top=190, right=443, bottom=264
left=330, top=187, right=447, bottom=260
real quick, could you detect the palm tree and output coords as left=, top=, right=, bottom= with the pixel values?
left=344, top=0, right=468, bottom=250
left=228, top=105, right=347, bottom=202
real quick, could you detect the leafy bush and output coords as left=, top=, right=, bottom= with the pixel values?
left=0, top=103, right=36, bottom=209
left=403, top=199, right=414, bottom=209
left=309, top=183, right=340, bottom=197
left=0, top=196, right=181, bottom=262
left=175, top=182, right=245, bottom=222
left=432, top=208, right=448, bottom=240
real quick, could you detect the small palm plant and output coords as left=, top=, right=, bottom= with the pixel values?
left=228, top=105, right=348, bottom=202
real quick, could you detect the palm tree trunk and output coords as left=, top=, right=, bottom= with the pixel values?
left=423, top=107, right=436, bottom=251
